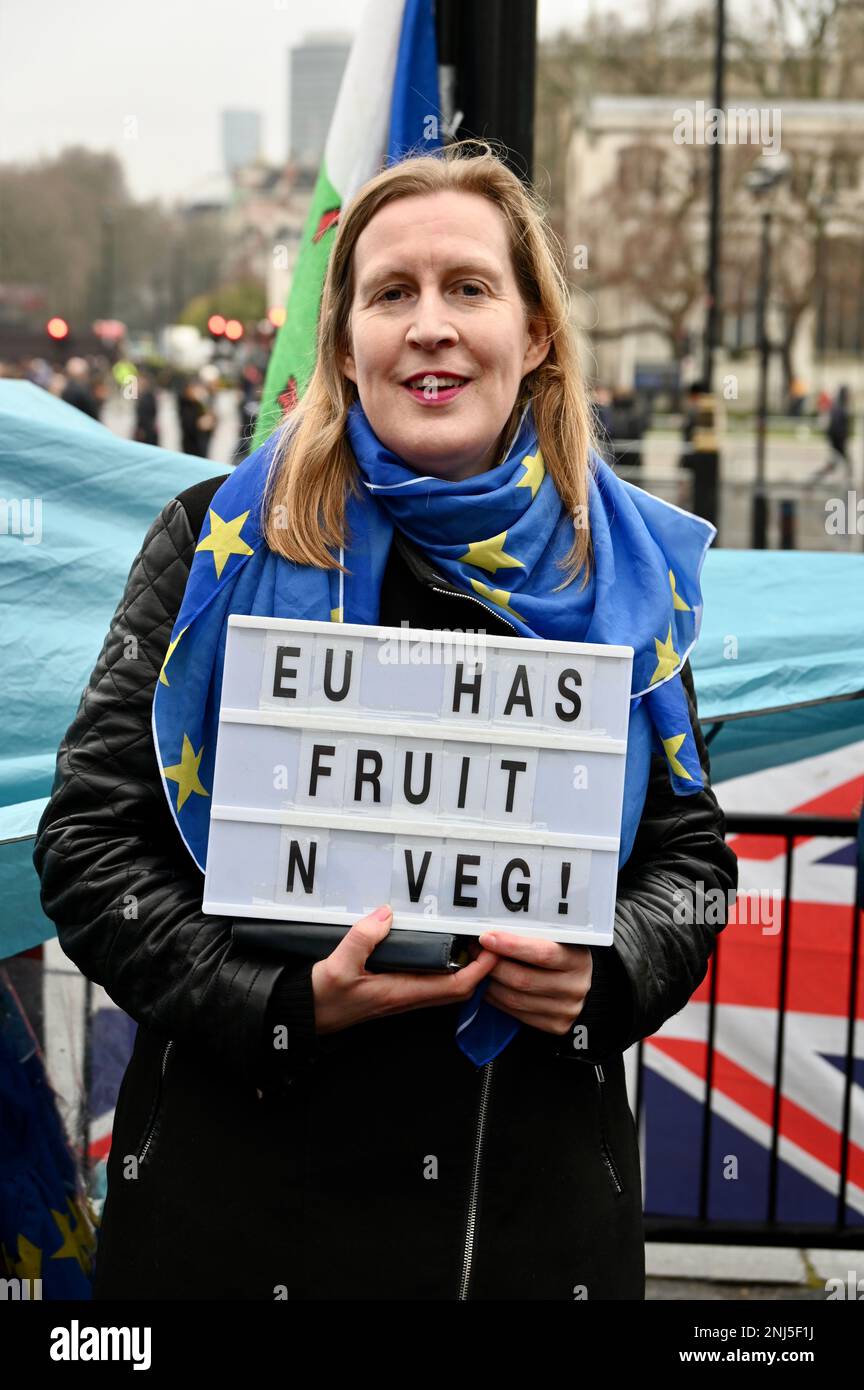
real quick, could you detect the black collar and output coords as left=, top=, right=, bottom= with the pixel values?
left=390, top=529, right=459, bottom=594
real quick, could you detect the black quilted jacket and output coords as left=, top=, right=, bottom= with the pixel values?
left=33, top=472, right=738, bottom=1301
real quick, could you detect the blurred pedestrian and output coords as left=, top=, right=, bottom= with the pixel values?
left=26, top=357, right=54, bottom=389
left=61, top=358, right=100, bottom=420
left=676, top=382, right=707, bottom=508
left=196, top=378, right=217, bottom=458
left=787, top=377, right=807, bottom=417
left=607, top=387, right=646, bottom=469
left=808, top=385, right=853, bottom=484
left=133, top=372, right=159, bottom=447
left=231, top=364, right=263, bottom=465
left=178, top=381, right=212, bottom=457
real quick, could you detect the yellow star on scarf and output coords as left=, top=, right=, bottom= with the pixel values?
left=458, top=531, right=524, bottom=574
left=650, top=624, right=680, bottom=684
left=159, top=625, right=188, bottom=686
left=669, top=569, right=691, bottom=611
left=662, top=732, right=693, bottom=780
left=516, top=448, right=545, bottom=499
left=4, top=1233, right=42, bottom=1281
left=163, top=734, right=209, bottom=811
left=470, top=579, right=525, bottom=622
left=195, top=508, right=254, bottom=579
left=50, top=1196, right=96, bottom=1274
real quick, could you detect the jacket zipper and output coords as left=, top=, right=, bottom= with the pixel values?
left=425, top=581, right=518, bottom=1302
left=458, top=1059, right=495, bottom=1300
left=595, top=1063, right=624, bottom=1195
left=137, top=1039, right=174, bottom=1164
left=428, top=584, right=521, bottom=637
left=431, top=577, right=623, bottom=1212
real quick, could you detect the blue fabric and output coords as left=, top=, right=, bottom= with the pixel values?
left=0, top=379, right=230, bottom=960
left=0, top=978, right=96, bottom=1296
left=387, top=0, right=441, bottom=163
left=152, top=400, right=714, bottom=1065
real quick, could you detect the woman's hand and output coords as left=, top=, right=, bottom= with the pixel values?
left=311, top=905, right=498, bottom=1035
left=470, top=931, right=593, bottom=1036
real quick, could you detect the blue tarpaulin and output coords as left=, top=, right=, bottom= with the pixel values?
left=0, top=381, right=229, bottom=957
left=693, top=549, right=864, bottom=783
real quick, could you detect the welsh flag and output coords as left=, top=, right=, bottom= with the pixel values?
left=251, top=0, right=442, bottom=449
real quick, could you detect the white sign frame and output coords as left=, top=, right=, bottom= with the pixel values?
left=202, top=616, right=633, bottom=946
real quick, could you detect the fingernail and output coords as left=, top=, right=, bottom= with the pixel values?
left=375, top=905, right=392, bottom=920
left=482, top=932, right=497, bottom=946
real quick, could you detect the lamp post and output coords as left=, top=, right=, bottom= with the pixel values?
left=745, top=154, right=790, bottom=549
left=702, top=0, right=725, bottom=393
left=435, top=0, right=537, bottom=184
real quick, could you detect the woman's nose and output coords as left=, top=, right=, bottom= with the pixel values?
left=405, top=295, right=459, bottom=348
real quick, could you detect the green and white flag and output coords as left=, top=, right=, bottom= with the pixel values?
left=252, top=0, right=442, bottom=448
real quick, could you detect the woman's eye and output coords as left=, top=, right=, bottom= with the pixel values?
left=375, top=282, right=486, bottom=304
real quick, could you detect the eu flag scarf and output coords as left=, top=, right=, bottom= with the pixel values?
left=152, top=399, right=715, bottom=1066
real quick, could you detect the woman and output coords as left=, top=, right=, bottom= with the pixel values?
left=33, top=142, right=737, bottom=1301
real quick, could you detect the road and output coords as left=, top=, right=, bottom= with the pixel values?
left=99, top=392, right=863, bottom=550
left=101, top=387, right=245, bottom=468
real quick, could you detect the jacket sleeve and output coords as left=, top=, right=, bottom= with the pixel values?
left=31, top=496, right=326, bottom=1096
left=544, top=658, right=738, bottom=1064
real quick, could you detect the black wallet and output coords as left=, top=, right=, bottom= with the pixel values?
left=231, top=919, right=474, bottom=973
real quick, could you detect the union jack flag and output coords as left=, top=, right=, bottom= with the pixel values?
left=638, top=740, right=864, bottom=1228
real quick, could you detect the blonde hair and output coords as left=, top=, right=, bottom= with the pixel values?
left=262, top=138, right=597, bottom=590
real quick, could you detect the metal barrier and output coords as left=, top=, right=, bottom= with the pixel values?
left=641, top=809, right=863, bottom=1247
left=605, top=446, right=864, bottom=552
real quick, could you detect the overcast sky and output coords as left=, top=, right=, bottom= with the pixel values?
left=1, top=0, right=759, bottom=204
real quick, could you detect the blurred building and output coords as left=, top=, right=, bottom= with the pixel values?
left=222, top=163, right=316, bottom=314
left=568, top=96, right=864, bottom=405
left=288, top=32, right=351, bottom=169
left=222, top=110, right=263, bottom=175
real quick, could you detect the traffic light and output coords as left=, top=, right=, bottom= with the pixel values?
left=207, top=314, right=227, bottom=340
left=224, top=318, right=243, bottom=342
left=46, top=317, right=69, bottom=341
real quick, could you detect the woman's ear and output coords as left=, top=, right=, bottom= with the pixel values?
left=338, top=346, right=358, bottom=385
left=523, top=314, right=552, bottom=376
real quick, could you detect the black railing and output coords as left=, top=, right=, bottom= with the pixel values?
left=642, top=810, right=863, bottom=1247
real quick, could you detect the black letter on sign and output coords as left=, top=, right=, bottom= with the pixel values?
left=504, top=665, right=533, bottom=717
left=454, top=853, right=480, bottom=908
left=457, top=754, right=471, bottom=808
left=323, top=646, right=352, bottom=702
left=309, top=745, right=335, bottom=796
left=286, top=840, right=317, bottom=894
left=555, top=668, right=582, bottom=722
left=403, top=749, right=432, bottom=805
left=501, top=858, right=530, bottom=912
left=354, top=748, right=383, bottom=803
left=273, top=645, right=301, bottom=699
left=403, top=848, right=432, bottom=901
left=500, top=759, right=528, bottom=813
left=452, top=662, right=482, bottom=714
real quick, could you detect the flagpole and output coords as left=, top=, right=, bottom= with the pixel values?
left=436, top=0, right=537, bottom=184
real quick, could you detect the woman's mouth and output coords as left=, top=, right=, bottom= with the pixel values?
left=401, top=374, right=471, bottom=405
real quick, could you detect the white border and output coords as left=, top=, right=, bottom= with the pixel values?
left=208, top=803, right=621, bottom=852
left=220, top=706, right=627, bottom=754
left=227, top=611, right=635, bottom=661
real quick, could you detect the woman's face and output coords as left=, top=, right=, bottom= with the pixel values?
left=339, top=190, right=550, bottom=480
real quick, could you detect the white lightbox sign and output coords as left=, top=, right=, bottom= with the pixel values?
left=202, top=616, right=633, bottom=945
